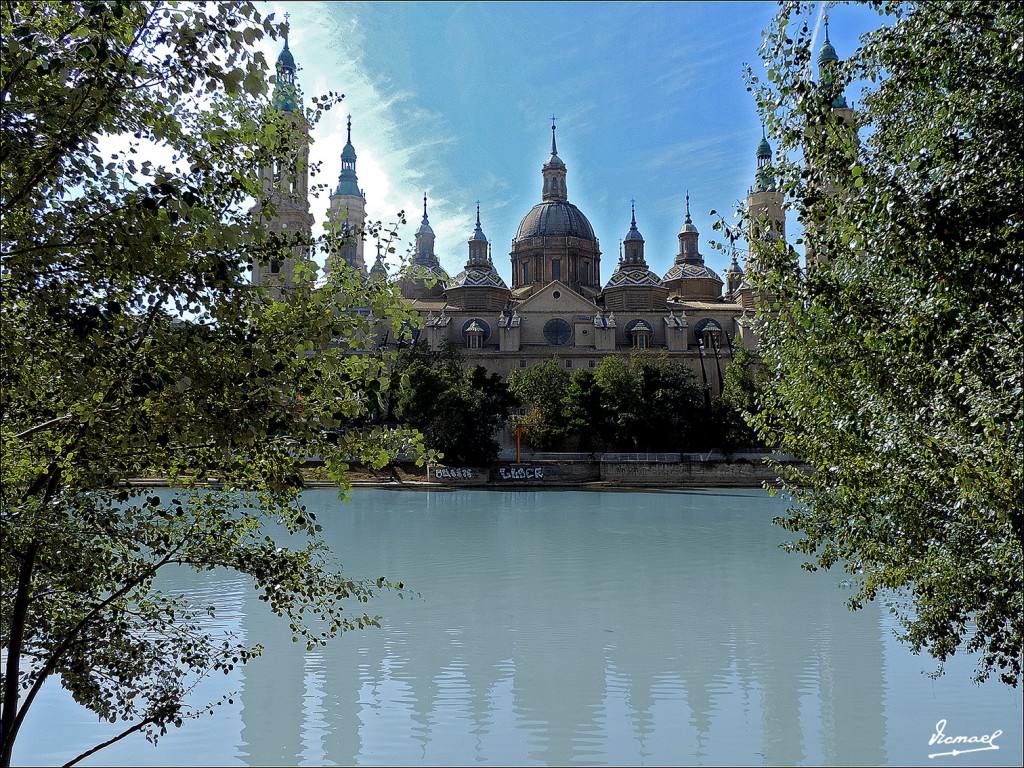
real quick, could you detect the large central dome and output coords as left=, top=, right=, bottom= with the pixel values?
left=515, top=200, right=596, bottom=241
left=509, top=124, right=602, bottom=299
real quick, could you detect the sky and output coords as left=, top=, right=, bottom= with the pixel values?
left=257, top=1, right=884, bottom=284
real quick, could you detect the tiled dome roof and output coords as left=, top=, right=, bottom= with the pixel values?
left=515, top=200, right=596, bottom=240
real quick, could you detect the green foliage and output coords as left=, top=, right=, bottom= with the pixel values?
left=0, top=2, right=428, bottom=764
left=747, top=1, right=1022, bottom=684
left=395, top=344, right=517, bottom=464
left=718, top=346, right=767, bottom=451
left=506, top=357, right=571, bottom=449
left=513, top=354, right=729, bottom=452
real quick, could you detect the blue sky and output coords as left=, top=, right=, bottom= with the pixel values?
left=262, top=1, right=882, bottom=284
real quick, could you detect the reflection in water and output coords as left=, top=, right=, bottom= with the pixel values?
left=16, top=490, right=1022, bottom=766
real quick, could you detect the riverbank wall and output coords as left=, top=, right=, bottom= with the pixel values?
left=126, top=453, right=802, bottom=490
left=418, top=452, right=800, bottom=489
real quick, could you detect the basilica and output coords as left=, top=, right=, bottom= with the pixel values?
left=249, top=29, right=846, bottom=394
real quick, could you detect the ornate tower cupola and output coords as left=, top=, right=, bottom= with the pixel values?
left=327, top=115, right=368, bottom=277
left=603, top=202, right=666, bottom=312
left=725, top=249, right=745, bottom=298
left=415, top=195, right=438, bottom=267
left=678, top=194, right=701, bottom=263
left=336, top=116, right=360, bottom=196
left=622, top=202, right=646, bottom=267
left=541, top=123, right=568, bottom=202
left=754, top=125, right=776, bottom=193
left=662, top=193, right=724, bottom=301
left=817, top=16, right=848, bottom=108
left=397, top=195, right=448, bottom=300
left=251, top=22, right=314, bottom=299
left=272, top=36, right=300, bottom=113
left=467, top=202, right=490, bottom=267
left=444, top=202, right=510, bottom=312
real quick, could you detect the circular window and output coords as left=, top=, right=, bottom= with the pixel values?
left=552, top=290, right=561, bottom=299
left=461, top=318, right=491, bottom=343
left=543, top=318, right=572, bottom=346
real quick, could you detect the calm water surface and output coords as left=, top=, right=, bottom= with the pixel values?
left=22, top=489, right=1023, bottom=766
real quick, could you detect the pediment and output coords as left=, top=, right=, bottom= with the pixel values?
left=514, top=280, right=598, bottom=315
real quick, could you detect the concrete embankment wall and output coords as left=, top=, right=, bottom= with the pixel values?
left=427, top=453, right=799, bottom=488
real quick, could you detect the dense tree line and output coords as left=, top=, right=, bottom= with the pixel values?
left=507, top=352, right=764, bottom=454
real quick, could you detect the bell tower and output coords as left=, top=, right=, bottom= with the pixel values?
left=251, top=24, right=314, bottom=299
left=326, top=115, right=368, bottom=278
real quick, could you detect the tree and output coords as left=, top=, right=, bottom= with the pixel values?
left=0, top=2, right=428, bottom=764
left=394, top=344, right=516, bottom=464
left=746, top=1, right=1022, bottom=684
left=506, top=357, right=571, bottom=449
left=717, top=345, right=767, bottom=451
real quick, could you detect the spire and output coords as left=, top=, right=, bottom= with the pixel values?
left=677, top=192, right=701, bottom=263
left=414, top=194, right=438, bottom=268
left=621, top=200, right=646, bottom=266
left=817, top=14, right=848, bottom=108
left=756, top=123, right=772, bottom=163
left=335, top=113, right=361, bottom=196
left=272, top=27, right=301, bottom=113
left=370, top=241, right=388, bottom=281
left=754, top=125, right=776, bottom=192
left=467, top=201, right=490, bottom=267
left=817, top=15, right=839, bottom=67
left=471, top=201, right=487, bottom=242
left=541, top=119, right=568, bottom=201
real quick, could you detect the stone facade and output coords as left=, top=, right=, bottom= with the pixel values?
left=251, top=32, right=854, bottom=393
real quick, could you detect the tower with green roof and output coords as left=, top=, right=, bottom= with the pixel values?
left=805, top=14, right=858, bottom=272
left=326, top=115, right=368, bottom=278
left=250, top=28, right=314, bottom=299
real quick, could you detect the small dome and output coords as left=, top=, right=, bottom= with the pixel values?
left=818, top=17, right=839, bottom=67
left=400, top=262, right=449, bottom=283
left=277, top=40, right=296, bottom=72
left=604, top=267, right=663, bottom=290
left=757, top=136, right=772, bottom=161
left=623, top=203, right=644, bottom=242
left=515, top=200, right=596, bottom=241
left=417, top=196, right=434, bottom=236
left=446, top=267, right=508, bottom=291
left=663, top=262, right=723, bottom=283
left=470, top=204, right=487, bottom=242
left=341, top=141, right=356, bottom=162
left=817, top=39, right=839, bottom=66
left=543, top=152, right=566, bottom=170
left=543, top=124, right=566, bottom=169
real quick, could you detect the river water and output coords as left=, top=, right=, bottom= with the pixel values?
left=20, top=489, right=1022, bottom=766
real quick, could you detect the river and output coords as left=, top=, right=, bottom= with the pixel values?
left=19, top=489, right=1022, bottom=766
